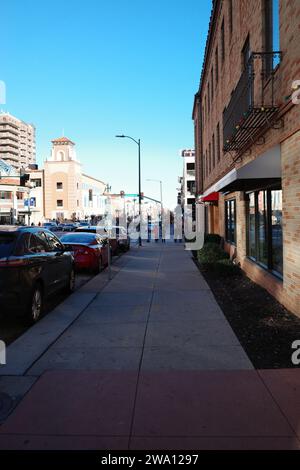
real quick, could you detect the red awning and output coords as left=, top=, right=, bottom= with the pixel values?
left=201, top=192, right=219, bottom=202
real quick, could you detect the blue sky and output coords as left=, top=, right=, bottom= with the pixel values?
left=1, top=0, right=212, bottom=209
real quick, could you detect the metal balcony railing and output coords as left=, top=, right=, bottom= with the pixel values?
left=223, top=51, right=282, bottom=155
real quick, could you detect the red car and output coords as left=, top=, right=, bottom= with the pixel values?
left=60, top=232, right=108, bottom=273
left=74, top=226, right=119, bottom=255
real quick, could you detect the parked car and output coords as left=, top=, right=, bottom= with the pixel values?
left=0, top=226, right=75, bottom=323
left=43, top=222, right=59, bottom=232
left=74, top=226, right=118, bottom=255
left=58, top=223, right=77, bottom=232
left=60, top=232, right=108, bottom=273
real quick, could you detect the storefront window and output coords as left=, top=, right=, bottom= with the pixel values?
left=247, top=188, right=283, bottom=276
left=257, top=190, right=268, bottom=266
left=0, top=191, right=13, bottom=200
left=248, top=192, right=256, bottom=258
left=271, top=190, right=283, bottom=274
left=225, top=199, right=236, bottom=244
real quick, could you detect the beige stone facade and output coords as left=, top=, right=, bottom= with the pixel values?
left=43, top=137, right=107, bottom=222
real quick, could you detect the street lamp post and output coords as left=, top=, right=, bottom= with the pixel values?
left=116, top=135, right=142, bottom=246
left=25, top=181, right=35, bottom=226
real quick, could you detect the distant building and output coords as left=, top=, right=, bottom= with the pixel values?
left=180, top=149, right=196, bottom=207
left=0, top=112, right=36, bottom=169
left=0, top=159, right=29, bottom=224
left=0, top=137, right=108, bottom=225
left=43, top=137, right=107, bottom=222
left=177, top=149, right=196, bottom=222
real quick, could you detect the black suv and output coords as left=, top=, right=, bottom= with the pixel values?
left=0, top=226, right=75, bottom=323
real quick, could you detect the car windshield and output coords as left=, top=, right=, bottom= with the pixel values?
left=61, top=233, right=97, bottom=244
left=0, top=233, right=17, bottom=257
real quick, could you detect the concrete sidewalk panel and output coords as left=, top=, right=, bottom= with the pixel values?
left=104, top=278, right=155, bottom=293
left=76, top=304, right=150, bottom=324
left=258, top=369, right=300, bottom=438
left=132, top=370, right=295, bottom=437
left=0, top=435, right=129, bottom=450
left=91, top=291, right=153, bottom=307
left=144, top=319, right=241, bottom=348
left=0, top=370, right=137, bottom=437
left=141, top=344, right=252, bottom=370
left=130, top=436, right=300, bottom=450
left=155, top=272, right=210, bottom=291
left=52, top=322, right=147, bottom=349
left=27, top=347, right=142, bottom=375
left=149, top=290, right=225, bottom=321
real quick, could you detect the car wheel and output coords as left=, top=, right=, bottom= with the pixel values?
left=65, top=268, right=75, bottom=293
left=28, top=284, right=43, bottom=324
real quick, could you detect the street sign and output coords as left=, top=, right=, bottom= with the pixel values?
left=24, top=197, right=36, bottom=207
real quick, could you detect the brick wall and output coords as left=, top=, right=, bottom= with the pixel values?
left=194, top=0, right=300, bottom=194
left=281, top=130, right=300, bottom=315
left=193, top=0, right=300, bottom=317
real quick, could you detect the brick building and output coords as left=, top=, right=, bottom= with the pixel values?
left=193, top=0, right=300, bottom=316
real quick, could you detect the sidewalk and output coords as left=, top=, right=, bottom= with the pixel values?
left=0, top=243, right=300, bottom=449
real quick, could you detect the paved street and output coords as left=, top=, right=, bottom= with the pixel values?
left=0, top=243, right=300, bottom=449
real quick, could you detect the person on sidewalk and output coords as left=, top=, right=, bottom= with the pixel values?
left=154, top=224, right=159, bottom=243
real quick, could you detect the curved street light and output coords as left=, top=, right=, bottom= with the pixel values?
left=116, top=134, right=142, bottom=246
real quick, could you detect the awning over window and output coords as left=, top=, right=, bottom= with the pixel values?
left=201, top=192, right=219, bottom=202
left=201, top=145, right=281, bottom=199
left=215, top=145, right=281, bottom=193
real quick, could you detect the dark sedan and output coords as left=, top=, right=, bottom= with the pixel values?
left=58, top=223, right=77, bottom=232
left=0, top=226, right=75, bottom=323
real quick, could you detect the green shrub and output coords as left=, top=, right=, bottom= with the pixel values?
left=213, top=258, right=241, bottom=276
left=204, top=233, right=222, bottom=245
left=197, top=242, right=229, bottom=265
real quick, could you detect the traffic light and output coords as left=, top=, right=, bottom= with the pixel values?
left=20, top=169, right=30, bottom=187
left=120, top=190, right=125, bottom=198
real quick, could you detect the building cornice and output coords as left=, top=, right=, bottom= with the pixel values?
left=197, top=0, right=221, bottom=97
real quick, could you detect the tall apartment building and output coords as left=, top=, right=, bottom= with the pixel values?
left=0, top=112, right=36, bottom=169
left=178, top=149, right=196, bottom=209
left=193, top=0, right=300, bottom=316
